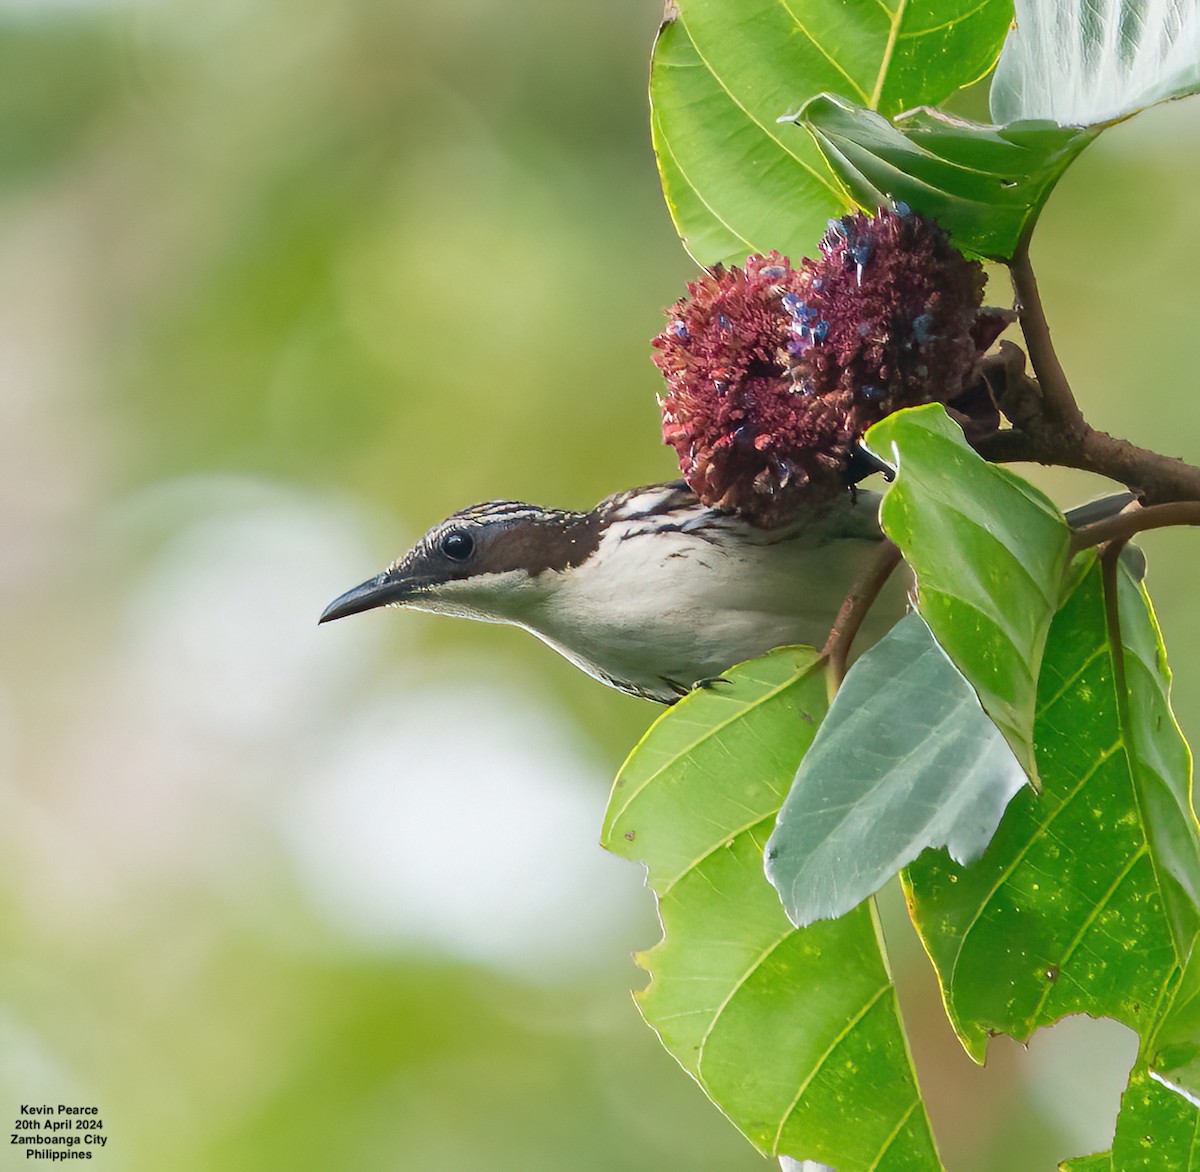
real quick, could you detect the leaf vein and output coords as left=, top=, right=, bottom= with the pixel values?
left=945, top=740, right=1123, bottom=990
left=653, top=112, right=760, bottom=258
left=683, top=15, right=846, bottom=198
left=770, top=982, right=892, bottom=1150
left=695, top=927, right=797, bottom=1073
left=867, top=1096, right=921, bottom=1171
left=869, top=0, right=908, bottom=110
left=607, top=656, right=812, bottom=835
left=1029, top=843, right=1150, bottom=1022
left=775, top=0, right=873, bottom=104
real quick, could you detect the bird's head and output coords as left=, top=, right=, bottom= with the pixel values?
left=319, top=501, right=603, bottom=627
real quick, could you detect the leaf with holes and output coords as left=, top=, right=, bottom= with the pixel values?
left=1149, top=945, right=1200, bottom=1103
left=904, top=558, right=1200, bottom=1067
left=602, top=648, right=940, bottom=1169
left=651, top=0, right=1013, bottom=267
left=1069, top=1065, right=1200, bottom=1171
left=865, top=405, right=1070, bottom=782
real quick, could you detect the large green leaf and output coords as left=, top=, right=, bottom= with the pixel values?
left=1109, top=1067, right=1200, bottom=1170
left=796, top=97, right=1097, bottom=259
left=1150, top=944, right=1200, bottom=1102
left=767, top=613, right=1025, bottom=927
left=904, top=558, right=1200, bottom=1063
left=1067, top=1048, right=1200, bottom=1169
left=651, top=0, right=1014, bottom=268
left=602, top=648, right=941, bottom=1169
left=864, top=405, right=1070, bottom=782
left=799, top=0, right=1200, bottom=260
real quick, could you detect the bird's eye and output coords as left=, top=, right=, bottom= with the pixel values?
left=440, top=529, right=474, bottom=561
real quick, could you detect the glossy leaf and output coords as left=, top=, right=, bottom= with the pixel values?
left=602, top=649, right=941, bottom=1169
left=904, top=558, right=1200, bottom=1062
left=992, top=0, right=1200, bottom=126
left=1150, top=945, right=1200, bottom=1102
left=767, top=613, right=1025, bottom=927
left=797, top=96, right=1097, bottom=259
left=1109, top=1067, right=1200, bottom=1170
left=650, top=0, right=1013, bottom=267
left=865, top=405, right=1070, bottom=782
left=800, top=0, right=1200, bottom=260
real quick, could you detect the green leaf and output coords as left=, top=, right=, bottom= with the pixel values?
left=799, top=0, right=1200, bottom=260
left=602, top=648, right=941, bottom=1169
left=992, top=0, right=1200, bottom=126
left=767, top=613, right=1025, bottom=927
left=904, top=558, right=1200, bottom=1062
left=1150, top=946, right=1200, bottom=1102
left=797, top=96, right=1097, bottom=259
left=1060, top=1154, right=1113, bottom=1172
left=1109, top=1067, right=1200, bottom=1170
left=651, top=0, right=1014, bottom=268
left=864, top=405, right=1070, bottom=782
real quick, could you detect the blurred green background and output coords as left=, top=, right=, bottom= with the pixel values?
left=2, top=2, right=1198, bottom=1169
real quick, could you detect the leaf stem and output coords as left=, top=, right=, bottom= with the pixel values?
left=823, top=540, right=902, bottom=689
left=1068, top=501, right=1200, bottom=553
left=1009, top=237, right=1087, bottom=436
left=976, top=253, right=1200, bottom=505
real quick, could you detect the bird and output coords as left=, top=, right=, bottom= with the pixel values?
left=318, top=480, right=911, bottom=703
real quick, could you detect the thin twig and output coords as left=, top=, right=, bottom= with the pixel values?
left=823, top=540, right=902, bottom=690
left=1069, top=500, right=1200, bottom=553
left=974, top=257, right=1200, bottom=503
left=1009, top=237, right=1087, bottom=435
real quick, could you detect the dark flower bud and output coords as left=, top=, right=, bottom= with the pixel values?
left=652, top=253, right=852, bottom=526
left=652, top=211, right=1011, bottom=526
left=788, top=207, right=1010, bottom=436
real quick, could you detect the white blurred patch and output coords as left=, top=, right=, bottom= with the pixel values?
left=1025, top=1015, right=1139, bottom=1155
left=285, top=679, right=637, bottom=978
left=18, top=477, right=397, bottom=907
left=7, top=473, right=642, bottom=978
left=0, top=1007, right=83, bottom=1105
left=111, top=476, right=388, bottom=743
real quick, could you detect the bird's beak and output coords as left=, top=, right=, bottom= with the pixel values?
left=319, top=570, right=417, bottom=624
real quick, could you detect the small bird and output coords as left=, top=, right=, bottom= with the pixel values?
left=319, top=481, right=909, bottom=703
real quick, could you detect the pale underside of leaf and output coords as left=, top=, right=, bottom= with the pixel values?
left=992, top=0, right=1200, bottom=126
left=767, top=613, right=1026, bottom=928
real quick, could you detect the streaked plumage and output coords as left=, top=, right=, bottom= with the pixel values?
left=320, top=481, right=909, bottom=703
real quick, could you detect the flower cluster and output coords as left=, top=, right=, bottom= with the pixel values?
left=652, top=206, right=1010, bottom=525
left=653, top=253, right=851, bottom=525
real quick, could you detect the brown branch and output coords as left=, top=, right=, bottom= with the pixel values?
left=1068, top=500, right=1200, bottom=553
left=1009, top=237, right=1087, bottom=436
left=974, top=418, right=1200, bottom=504
left=823, top=540, right=902, bottom=690
left=1072, top=429, right=1200, bottom=504
left=968, top=259, right=1200, bottom=505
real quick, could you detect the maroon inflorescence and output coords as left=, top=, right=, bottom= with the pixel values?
left=652, top=206, right=1010, bottom=526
